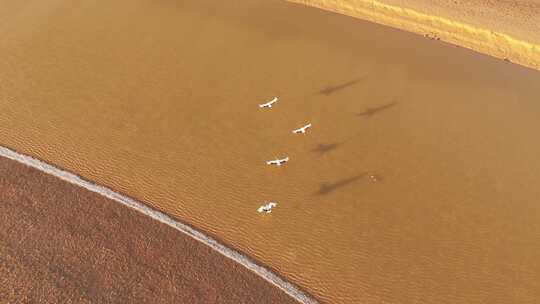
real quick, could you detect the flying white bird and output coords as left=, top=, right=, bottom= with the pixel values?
left=266, top=156, right=289, bottom=166
left=292, top=123, right=312, bottom=134
left=258, top=202, right=277, bottom=213
left=259, top=97, right=278, bottom=108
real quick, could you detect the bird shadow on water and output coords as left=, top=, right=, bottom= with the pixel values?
left=319, top=77, right=364, bottom=96
left=357, top=102, right=397, bottom=118
left=311, top=142, right=342, bottom=155
left=316, top=174, right=365, bottom=195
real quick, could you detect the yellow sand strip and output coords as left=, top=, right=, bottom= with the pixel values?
left=288, top=0, right=540, bottom=70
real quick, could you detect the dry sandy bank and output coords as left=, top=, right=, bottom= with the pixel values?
left=288, top=0, right=540, bottom=70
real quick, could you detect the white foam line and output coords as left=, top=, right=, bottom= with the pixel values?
left=0, top=146, right=319, bottom=304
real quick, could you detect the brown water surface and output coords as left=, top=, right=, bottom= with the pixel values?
left=2, top=0, right=540, bottom=303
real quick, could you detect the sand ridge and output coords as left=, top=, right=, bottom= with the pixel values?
left=288, top=0, right=540, bottom=70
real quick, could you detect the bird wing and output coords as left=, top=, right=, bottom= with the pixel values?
left=293, top=123, right=311, bottom=133
left=300, top=124, right=311, bottom=131
left=260, top=97, right=277, bottom=108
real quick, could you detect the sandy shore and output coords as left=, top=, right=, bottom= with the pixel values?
left=0, top=156, right=301, bottom=304
left=288, top=0, right=540, bottom=70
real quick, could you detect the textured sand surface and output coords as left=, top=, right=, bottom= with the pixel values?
left=2, top=0, right=540, bottom=303
left=0, top=156, right=300, bottom=304
left=289, top=0, right=540, bottom=70
left=381, top=0, right=540, bottom=42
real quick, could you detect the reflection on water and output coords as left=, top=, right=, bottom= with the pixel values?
left=357, top=102, right=397, bottom=117
left=2, top=0, right=540, bottom=303
left=319, top=77, right=365, bottom=95
left=311, top=142, right=342, bottom=155
left=317, top=174, right=365, bottom=195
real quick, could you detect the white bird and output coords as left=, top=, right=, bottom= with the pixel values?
left=266, top=156, right=289, bottom=166
left=292, top=123, right=312, bottom=134
left=258, top=202, right=277, bottom=213
left=259, top=97, right=278, bottom=108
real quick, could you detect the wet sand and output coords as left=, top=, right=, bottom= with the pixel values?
left=290, top=0, right=540, bottom=70
left=2, top=0, right=540, bottom=303
left=0, top=156, right=300, bottom=304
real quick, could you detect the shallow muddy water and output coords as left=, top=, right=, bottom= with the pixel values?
left=2, top=0, right=540, bottom=303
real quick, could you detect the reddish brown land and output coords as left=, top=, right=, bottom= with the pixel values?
left=0, top=156, right=299, bottom=304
